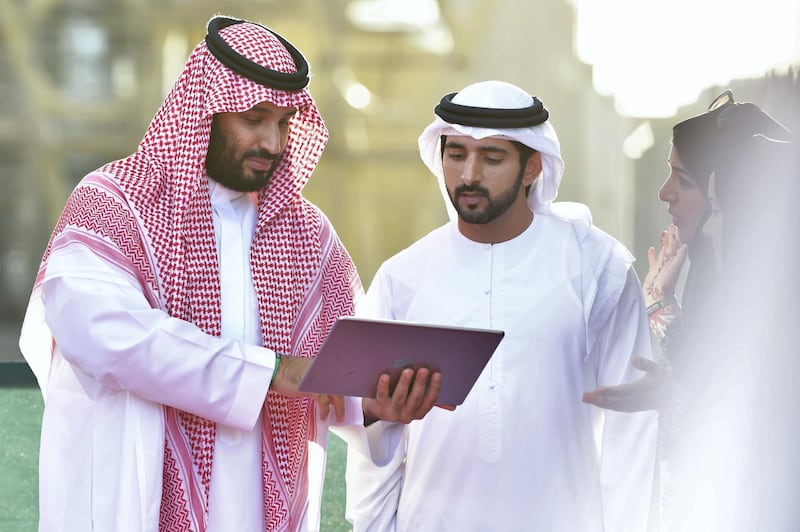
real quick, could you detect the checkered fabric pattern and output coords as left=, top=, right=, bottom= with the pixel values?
left=36, top=20, right=359, bottom=532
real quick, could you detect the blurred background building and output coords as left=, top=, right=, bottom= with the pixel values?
left=0, top=0, right=798, bottom=363
left=0, top=0, right=619, bottom=335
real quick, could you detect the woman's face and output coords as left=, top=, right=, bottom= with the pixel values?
left=659, top=147, right=708, bottom=243
left=702, top=171, right=724, bottom=273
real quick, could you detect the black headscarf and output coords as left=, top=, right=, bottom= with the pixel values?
left=670, top=91, right=792, bottom=318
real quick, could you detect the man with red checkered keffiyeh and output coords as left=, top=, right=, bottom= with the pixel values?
left=19, top=16, right=441, bottom=532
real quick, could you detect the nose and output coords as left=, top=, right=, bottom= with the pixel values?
left=658, top=175, right=674, bottom=203
left=461, top=154, right=481, bottom=185
left=258, top=122, right=282, bottom=156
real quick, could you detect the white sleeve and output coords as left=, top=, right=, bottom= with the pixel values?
left=593, top=267, right=658, bottom=532
left=41, top=243, right=274, bottom=431
left=345, top=430, right=405, bottom=532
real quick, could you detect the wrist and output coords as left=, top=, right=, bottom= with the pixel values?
left=647, top=294, right=678, bottom=316
left=361, top=398, right=378, bottom=426
left=644, top=284, right=668, bottom=306
left=270, top=352, right=282, bottom=386
left=269, top=354, right=313, bottom=393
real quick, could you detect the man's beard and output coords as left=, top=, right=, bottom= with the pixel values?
left=205, top=127, right=280, bottom=193
left=448, top=169, right=525, bottom=224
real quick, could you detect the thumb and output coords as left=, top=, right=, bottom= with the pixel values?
left=647, top=246, right=657, bottom=269
left=631, top=355, right=670, bottom=376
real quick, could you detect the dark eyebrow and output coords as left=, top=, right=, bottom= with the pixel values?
left=249, top=105, right=297, bottom=119
left=444, top=140, right=510, bottom=155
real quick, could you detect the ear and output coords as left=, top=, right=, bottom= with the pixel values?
left=522, top=151, right=542, bottom=187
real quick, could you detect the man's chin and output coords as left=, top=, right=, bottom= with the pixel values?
left=220, top=169, right=273, bottom=192
left=239, top=179, right=271, bottom=193
left=457, top=209, right=490, bottom=225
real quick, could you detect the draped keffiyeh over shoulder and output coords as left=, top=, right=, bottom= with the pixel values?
left=19, top=15, right=360, bottom=532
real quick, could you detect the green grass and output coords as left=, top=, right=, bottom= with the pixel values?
left=0, top=387, right=42, bottom=532
left=322, top=434, right=353, bottom=531
left=0, top=386, right=351, bottom=531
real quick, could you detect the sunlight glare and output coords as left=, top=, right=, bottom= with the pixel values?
left=575, top=0, right=800, bottom=117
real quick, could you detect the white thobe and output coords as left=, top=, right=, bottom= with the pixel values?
left=32, top=179, right=360, bottom=531
left=344, top=214, right=657, bottom=532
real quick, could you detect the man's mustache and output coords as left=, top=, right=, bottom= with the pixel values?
left=244, top=149, right=279, bottom=161
left=455, top=185, right=489, bottom=196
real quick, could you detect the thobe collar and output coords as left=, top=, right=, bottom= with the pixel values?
left=451, top=215, right=538, bottom=246
left=208, top=177, right=250, bottom=203
left=449, top=215, right=543, bottom=262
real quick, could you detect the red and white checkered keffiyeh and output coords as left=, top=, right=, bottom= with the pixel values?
left=30, top=20, right=360, bottom=531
